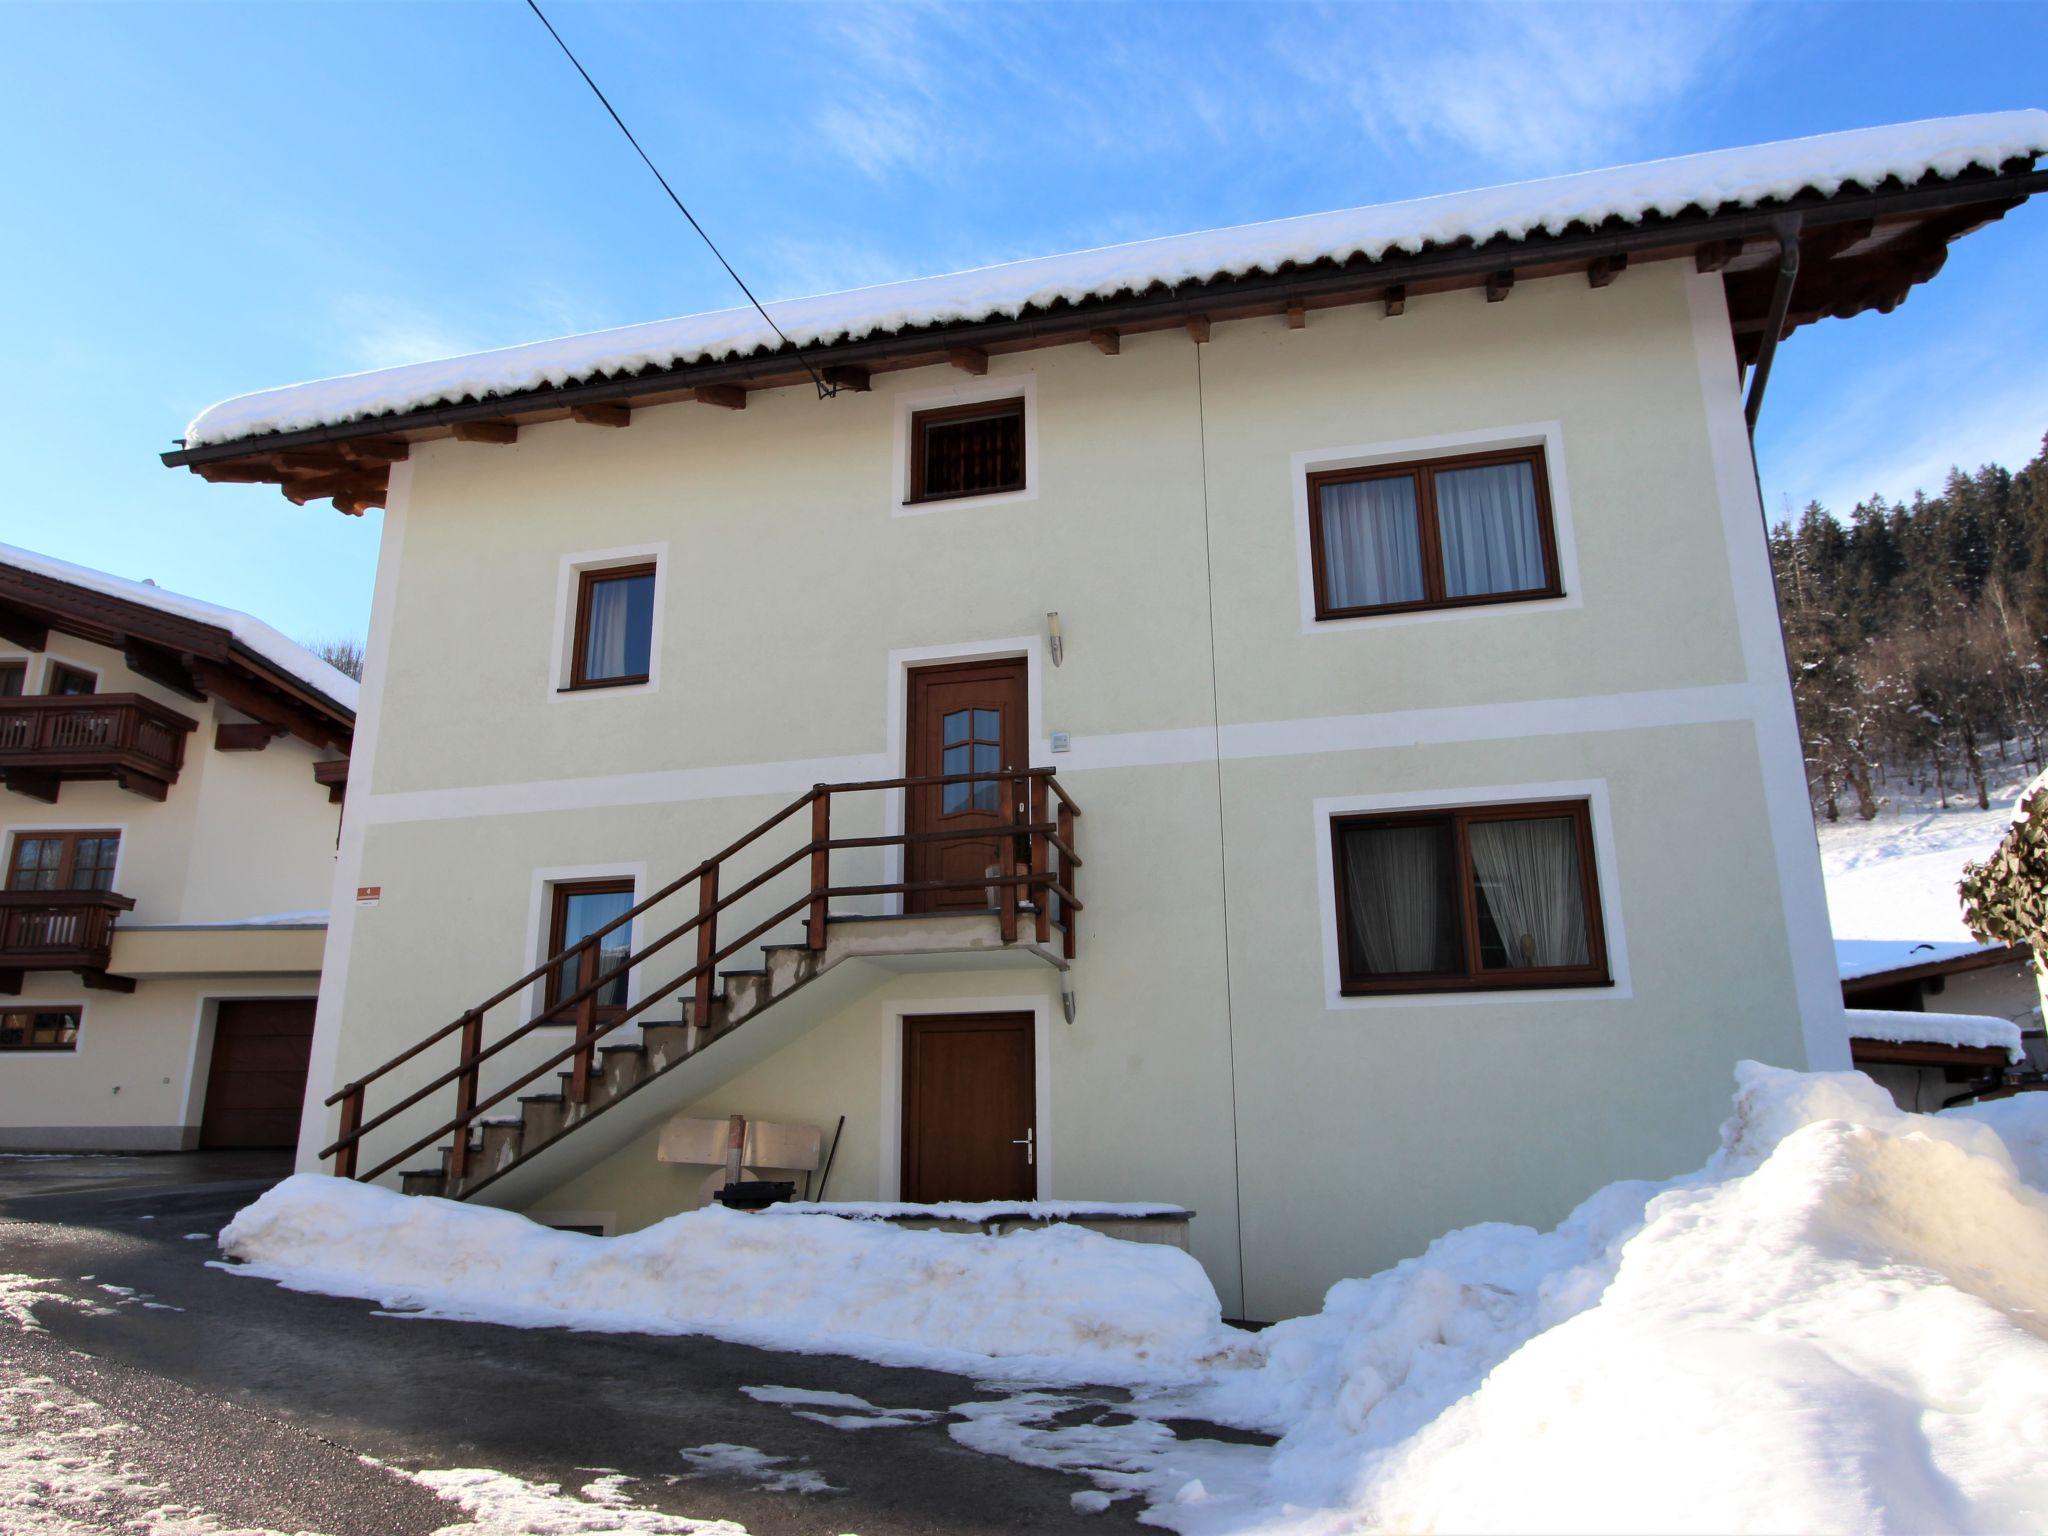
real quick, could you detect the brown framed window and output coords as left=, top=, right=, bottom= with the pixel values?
left=0, top=660, right=24, bottom=697
left=568, top=564, right=656, bottom=690
left=8, top=830, right=121, bottom=892
left=46, top=662, right=97, bottom=696
left=1, top=1007, right=81, bottom=1051
left=908, top=397, right=1025, bottom=504
left=544, top=878, right=636, bottom=1022
left=1308, top=446, right=1561, bottom=620
left=1331, top=799, right=1609, bottom=994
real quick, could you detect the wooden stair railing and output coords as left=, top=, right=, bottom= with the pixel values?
left=322, top=768, right=1082, bottom=1185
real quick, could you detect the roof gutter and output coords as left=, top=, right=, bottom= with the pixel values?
left=1743, top=213, right=1804, bottom=436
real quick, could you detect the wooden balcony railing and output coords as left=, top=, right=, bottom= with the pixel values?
left=0, top=889, right=138, bottom=993
left=323, top=768, right=1083, bottom=1184
left=0, top=694, right=199, bottom=803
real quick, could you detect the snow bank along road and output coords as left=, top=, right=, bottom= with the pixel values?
left=221, top=1067, right=2048, bottom=1534
left=0, top=1152, right=1149, bottom=1533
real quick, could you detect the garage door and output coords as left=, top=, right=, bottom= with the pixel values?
left=199, top=998, right=315, bottom=1149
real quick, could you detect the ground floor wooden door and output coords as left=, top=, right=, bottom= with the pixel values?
left=199, top=998, right=315, bottom=1149
left=904, top=658, right=1028, bottom=914
left=901, top=1012, right=1036, bottom=1202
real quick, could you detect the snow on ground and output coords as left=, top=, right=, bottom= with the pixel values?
left=226, top=1066, right=2048, bottom=1531
left=184, top=112, right=2048, bottom=448
left=1845, top=1005, right=2025, bottom=1059
left=220, top=1187, right=1241, bottom=1386
left=1819, top=768, right=2036, bottom=945
left=735, top=1385, right=941, bottom=1430
left=672, top=1445, right=836, bottom=1497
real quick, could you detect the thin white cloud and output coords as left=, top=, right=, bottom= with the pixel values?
left=1272, top=2, right=1754, bottom=175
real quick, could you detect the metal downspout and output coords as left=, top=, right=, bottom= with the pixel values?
left=1744, top=214, right=1804, bottom=436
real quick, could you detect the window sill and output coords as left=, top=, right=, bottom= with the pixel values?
left=556, top=676, right=653, bottom=696
left=1339, top=973, right=1614, bottom=999
left=1315, top=586, right=1565, bottom=624
left=894, top=484, right=1038, bottom=518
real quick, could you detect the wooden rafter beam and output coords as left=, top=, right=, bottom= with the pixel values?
left=1383, top=285, right=1406, bottom=317
left=1695, top=238, right=1743, bottom=272
left=215, top=722, right=286, bottom=751
left=1088, top=328, right=1120, bottom=355
left=0, top=603, right=49, bottom=652
left=281, top=471, right=385, bottom=508
left=947, top=347, right=989, bottom=375
left=1587, top=253, right=1628, bottom=288
left=821, top=365, right=871, bottom=393
left=693, top=385, right=746, bottom=410
left=189, top=660, right=346, bottom=751
left=450, top=421, right=518, bottom=445
left=333, top=493, right=381, bottom=517
left=1285, top=300, right=1306, bottom=329
left=1485, top=270, right=1514, bottom=303
left=570, top=403, right=631, bottom=428
left=121, top=641, right=203, bottom=701
left=274, top=447, right=354, bottom=472
left=1185, top=315, right=1211, bottom=344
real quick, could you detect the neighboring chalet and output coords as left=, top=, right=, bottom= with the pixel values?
left=0, top=545, right=353, bottom=1151
left=1838, top=937, right=2047, bottom=1110
left=167, top=113, right=2046, bottom=1319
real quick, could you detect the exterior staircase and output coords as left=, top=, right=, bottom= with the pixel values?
left=325, top=771, right=1081, bottom=1202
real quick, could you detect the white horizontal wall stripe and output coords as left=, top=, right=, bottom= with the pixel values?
left=362, top=678, right=1769, bottom=827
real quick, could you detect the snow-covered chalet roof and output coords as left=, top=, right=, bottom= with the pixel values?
left=1846, top=1007, right=2025, bottom=1063
left=0, top=541, right=357, bottom=716
left=180, top=111, right=2047, bottom=450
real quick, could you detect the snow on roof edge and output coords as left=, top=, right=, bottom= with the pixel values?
left=1847, top=1007, right=2026, bottom=1062
left=182, top=110, right=2048, bottom=449
left=0, top=541, right=358, bottom=717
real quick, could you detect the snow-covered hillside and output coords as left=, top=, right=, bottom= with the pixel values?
left=1819, top=769, right=2035, bottom=943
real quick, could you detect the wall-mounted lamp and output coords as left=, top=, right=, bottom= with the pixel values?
left=1046, top=611, right=1064, bottom=667
left=1061, top=973, right=1077, bottom=1024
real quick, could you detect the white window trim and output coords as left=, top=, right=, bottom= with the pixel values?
left=876, top=991, right=1056, bottom=1201
left=522, top=861, right=648, bottom=1027
left=1291, top=421, right=1583, bottom=634
left=0, top=997, right=88, bottom=1057
left=548, top=543, right=668, bottom=701
left=1313, top=778, right=1632, bottom=1010
left=879, top=635, right=1046, bottom=916
left=890, top=371, right=1039, bottom=517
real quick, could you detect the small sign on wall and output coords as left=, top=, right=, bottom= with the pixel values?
left=355, top=885, right=381, bottom=907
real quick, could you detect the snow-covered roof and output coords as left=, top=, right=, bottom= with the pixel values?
left=0, top=541, right=358, bottom=714
left=1847, top=1007, right=2025, bottom=1062
left=182, top=111, right=2048, bottom=450
left=1835, top=937, right=2014, bottom=983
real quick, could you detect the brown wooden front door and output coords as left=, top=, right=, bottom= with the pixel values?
left=199, top=998, right=315, bottom=1149
left=904, top=658, right=1028, bottom=914
left=901, top=1012, right=1036, bottom=1202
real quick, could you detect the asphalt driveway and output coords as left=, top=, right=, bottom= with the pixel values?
left=0, top=1152, right=1152, bottom=1534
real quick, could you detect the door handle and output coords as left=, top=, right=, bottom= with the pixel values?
left=1011, top=1127, right=1034, bottom=1166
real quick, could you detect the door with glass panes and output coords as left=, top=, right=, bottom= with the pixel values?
left=904, top=660, right=1027, bottom=914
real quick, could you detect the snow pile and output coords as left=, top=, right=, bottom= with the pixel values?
left=1096, top=1064, right=2048, bottom=1533
left=0, top=540, right=358, bottom=713
left=184, top=112, right=2048, bottom=448
left=219, top=1179, right=1241, bottom=1385
left=1819, top=770, right=2037, bottom=944
left=1845, top=1005, right=2025, bottom=1061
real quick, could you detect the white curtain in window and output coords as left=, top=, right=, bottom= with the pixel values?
left=1468, top=816, right=1588, bottom=968
left=585, top=579, right=634, bottom=679
left=1322, top=477, right=1424, bottom=608
left=1437, top=462, right=1544, bottom=598
left=1344, top=825, right=1452, bottom=973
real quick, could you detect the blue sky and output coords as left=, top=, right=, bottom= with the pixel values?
left=2, top=1, right=2042, bottom=641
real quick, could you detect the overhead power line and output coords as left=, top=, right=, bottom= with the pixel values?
left=523, top=0, right=840, bottom=399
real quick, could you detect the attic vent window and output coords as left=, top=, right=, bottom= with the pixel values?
left=908, top=397, right=1026, bottom=504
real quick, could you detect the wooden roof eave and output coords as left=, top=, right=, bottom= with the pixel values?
left=163, top=160, right=2046, bottom=502
left=0, top=561, right=354, bottom=750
